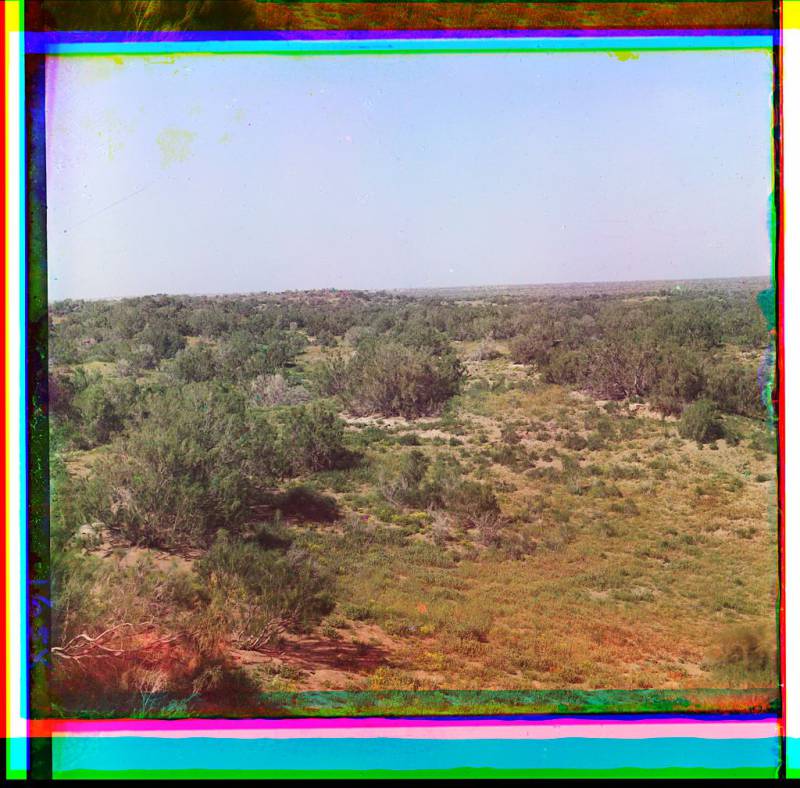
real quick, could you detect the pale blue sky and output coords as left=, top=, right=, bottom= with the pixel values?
left=45, top=50, right=774, bottom=301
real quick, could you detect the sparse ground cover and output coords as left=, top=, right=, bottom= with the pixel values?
left=47, top=278, right=778, bottom=715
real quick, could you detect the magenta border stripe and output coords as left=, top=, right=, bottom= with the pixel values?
left=51, top=716, right=780, bottom=740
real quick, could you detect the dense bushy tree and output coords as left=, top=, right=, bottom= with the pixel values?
left=650, top=348, right=706, bottom=416
left=89, top=383, right=281, bottom=548
left=72, top=376, right=139, bottom=447
left=703, top=359, right=763, bottom=419
left=217, top=329, right=307, bottom=381
left=171, top=342, right=219, bottom=383
left=321, top=338, right=463, bottom=418
left=277, top=402, right=349, bottom=473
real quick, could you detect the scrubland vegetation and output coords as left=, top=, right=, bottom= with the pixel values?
left=48, top=278, right=778, bottom=715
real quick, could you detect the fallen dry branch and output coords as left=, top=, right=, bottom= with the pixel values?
left=52, top=623, right=179, bottom=663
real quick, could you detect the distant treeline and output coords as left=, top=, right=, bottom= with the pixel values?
left=50, top=284, right=769, bottom=425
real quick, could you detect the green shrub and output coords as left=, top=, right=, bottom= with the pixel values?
left=86, top=383, right=282, bottom=548
left=377, top=449, right=432, bottom=508
left=586, top=432, right=605, bottom=451
left=704, top=359, right=763, bottom=418
left=322, top=338, right=463, bottom=418
left=171, top=343, right=219, bottom=383
left=678, top=399, right=724, bottom=444
left=397, top=433, right=421, bottom=446
left=277, top=402, right=350, bottom=473
left=73, top=375, right=139, bottom=447
left=196, top=532, right=334, bottom=648
left=446, top=606, right=493, bottom=643
left=722, top=419, right=743, bottom=446
left=217, top=329, right=307, bottom=381
left=250, top=373, right=311, bottom=407
left=650, top=348, right=705, bottom=416
left=446, top=480, right=500, bottom=524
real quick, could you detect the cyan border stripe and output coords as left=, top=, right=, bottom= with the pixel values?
left=51, top=736, right=780, bottom=775
left=26, top=33, right=775, bottom=56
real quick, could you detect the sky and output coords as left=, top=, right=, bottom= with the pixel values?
left=45, top=49, right=774, bottom=301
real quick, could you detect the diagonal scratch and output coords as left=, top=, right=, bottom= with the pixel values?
left=62, top=180, right=155, bottom=233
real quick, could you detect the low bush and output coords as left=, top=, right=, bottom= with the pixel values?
left=196, top=532, right=335, bottom=649
left=678, top=399, right=724, bottom=444
left=712, top=622, right=776, bottom=680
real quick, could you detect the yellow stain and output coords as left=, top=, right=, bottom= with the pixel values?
left=157, top=127, right=197, bottom=167
left=609, top=51, right=640, bottom=62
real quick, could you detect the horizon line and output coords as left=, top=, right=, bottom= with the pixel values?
left=49, top=274, right=772, bottom=305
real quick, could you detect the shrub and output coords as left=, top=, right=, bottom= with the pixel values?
left=500, top=424, right=521, bottom=446
left=586, top=432, right=605, bottom=451
left=704, top=359, right=763, bottom=418
left=196, top=532, right=334, bottom=649
left=474, top=510, right=503, bottom=547
left=678, top=399, right=724, bottom=444
left=277, top=402, right=349, bottom=473
left=446, top=480, right=500, bottom=525
left=217, top=329, right=307, bottom=381
left=50, top=458, right=245, bottom=715
left=343, top=325, right=375, bottom=347
left=713, top=623, right=776, bottom=679
left=396, top=433, right=421, bottom=446
left=542, top=348, right=588, bottom=387
left=650, top=348, right=705, bottom=416
left=73, top=376, right=139, bottom=447
left=87, top=383, right=282, bottom=548
left=722, top=419, right=743, bottom=446
left=171, top=343, right=219, bottom=383
left=467, top=340, right=502, bottom=362
left=325, top=339, right=464, bottom=418
left=377, top=449, right=431, bottom=508
left=562, top=433, right=588, bottom=451
left=446, top=605, right=493, bottom=643
left=135, top=322, right=186, bottom=366
left=509, top=333, right=553, bottom=366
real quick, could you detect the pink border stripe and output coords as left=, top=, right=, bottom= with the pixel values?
left=51, top=717, right=779, bottom=740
